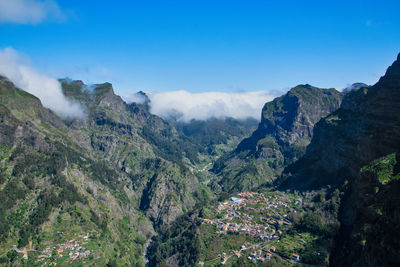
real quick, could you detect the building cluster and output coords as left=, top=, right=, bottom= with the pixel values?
left=201, top=192, right=303, bottom=265
left=247, top=245, right=275, bottom=262
left=202, top=217, right=279, bottom=241
left=33, top=233, right=92, bottom=265
left=202, top=192, right=295, bottom=241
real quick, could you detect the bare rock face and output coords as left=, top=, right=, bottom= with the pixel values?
left=213, top=84, right=342, bottom=192
left=139, top=162, right=197, bottom=225
left=281, top=53, right=400, bottom=190
left=238, top=84, right=342, bottom=152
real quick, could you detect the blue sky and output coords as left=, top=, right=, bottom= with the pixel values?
left=1, top=0, right=400, bottom=94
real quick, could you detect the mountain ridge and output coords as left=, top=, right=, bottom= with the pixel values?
left=212, top=84, right=343, bottom=193
left=277, top=53, right=400, bottom=266
left=1, top=53, right=400, bottom=266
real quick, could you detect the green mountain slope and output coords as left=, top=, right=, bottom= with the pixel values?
left=0, top=77, right=152, bottom=266
left=0, top=77, right=212, bottom=265
left=1, top=51, right=399, bottom=267
left=212, top=84, right=343, bottom=193
left=60, top=79, right=209, bottom=226
left=174, top=117, right=258, bottom=158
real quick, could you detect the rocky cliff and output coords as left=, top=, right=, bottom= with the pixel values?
left=280, top=54, right=400, bottom=190
left=213, top=84, right=342, bottom=192
left=279, top=53, right=400, bottom=266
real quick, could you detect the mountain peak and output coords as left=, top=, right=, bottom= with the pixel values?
left=378, top=52, right=400, bottom=84
left=290, top=84, right=315, bottom=92
left=387, top=52, right=400, bottom=74
left=342, top=82, right=369, bottom=93
left=94, top=82, right=115, bottom=96
left=0, top=75, right=15, bottom=90
left=137, top=91, right=150, bottom=104
left=288, top=84, right=339, bottom=99
left=214, top=84, right=343, bottom=192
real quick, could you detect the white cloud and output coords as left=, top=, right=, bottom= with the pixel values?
left=0, top=47, right=84, bottom=118
left=123, top=90, right=276, bottom=122
left=0, top=0, right=65, bottom=24
left=120, top=92, right=148, bottom=105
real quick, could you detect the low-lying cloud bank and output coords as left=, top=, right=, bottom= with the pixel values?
left=0, top=47, right=84, bottom=118
left=123, top=90, right=276, bottom=122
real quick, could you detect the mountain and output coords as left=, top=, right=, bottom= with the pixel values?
left=279, top=54, right=400, bottom=266
left=1, top=52, right=399, bottom=266
left=280, top=54, right=400, bottom=190
left=342, top=82, right=369, bottom=94
left=61, top=79, right=210, bottom=226
left=0, top=77, right=211, bottom=266
left=212, top=84, right=343, bottom=192
left=0, top=76, right=151, bottom=266
left=174, top=117, right=258, bottom=159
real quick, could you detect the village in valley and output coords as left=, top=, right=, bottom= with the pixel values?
left=11, top=233, right=95, bottom=266
left=199, top=191, right=306, bottom=266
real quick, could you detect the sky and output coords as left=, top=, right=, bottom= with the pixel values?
left=0, top=0, right=400, bottom=120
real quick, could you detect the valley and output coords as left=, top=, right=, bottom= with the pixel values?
left=1, top=2, right=399, bottom=266
left=0, top=54, right=399, bottom=266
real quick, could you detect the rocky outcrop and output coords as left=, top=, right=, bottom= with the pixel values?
left=139, top=162, right=197, bottom=225
left=280, top=54, right=400, bottom=190
left=342, top=82, right=369, bottom=94
left=239, top=84, right=342, bottom=151
left=213, top=85, right=342, bottom=192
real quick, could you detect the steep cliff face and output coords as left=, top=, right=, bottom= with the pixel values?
left=240, top=84, right=343, bottom=150
left=139, top=161, right=197, bottom=225
left=279, top=54, right=400, bottom=266
left=280, top=54, right=400, bottom=189
left=213, top=85, right=342, bottom=192
left=60, top=80, right=205, bottom=226
left=334, top=153, right=400, bottom=266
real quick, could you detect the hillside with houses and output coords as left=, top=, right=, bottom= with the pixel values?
left=198, top=191, right=316, bottom=266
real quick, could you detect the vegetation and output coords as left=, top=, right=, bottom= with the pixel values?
left=212, top=84, right=342, bottom=193
left=362, top=153, right=400, bottom=184
left=148, top=211, right=201, bottom=266
left=1, top=53, right=399, bottom=267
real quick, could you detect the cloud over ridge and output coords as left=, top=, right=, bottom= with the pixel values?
left=0, top=0, right=65, bottom=24
left=123, top=90, right=276, bottom=122
left=0, top=47, right=84, bottom=118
